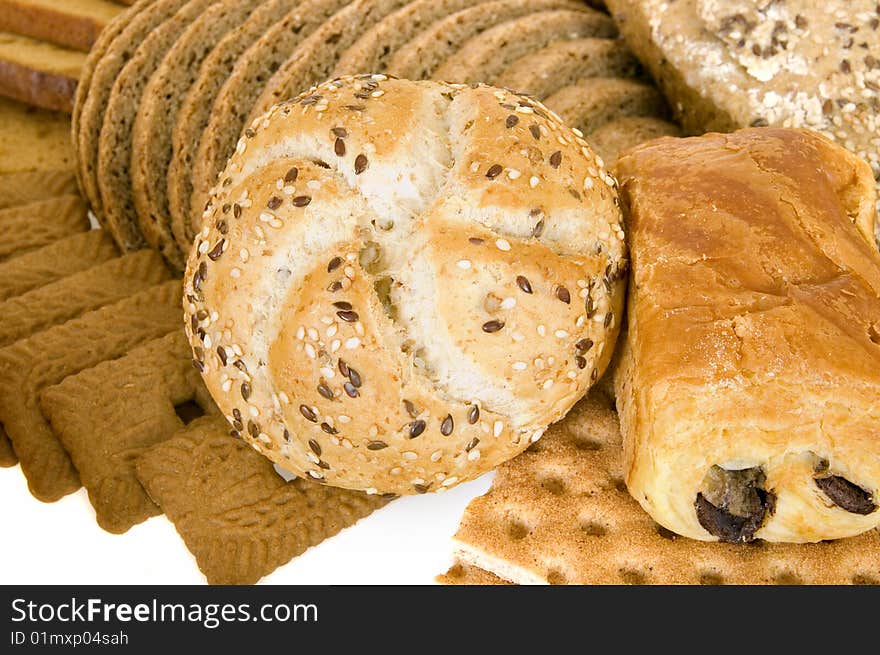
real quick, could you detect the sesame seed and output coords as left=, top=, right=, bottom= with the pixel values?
left=493, top=421, right=503, bottom=437
left=583, top=177, right=594, bottom=190
left=507, top=169, right=521, bottom=180
left=555, top=329, right=569, bottom=338
left=516, top=275, right=533, bottom=293
left=299, top=405, right=317, bottom=422
left=496, top=239, right=511, bottom=251
left=344, top=266, right=355, bottom=279
left=431, top=450, right=443, bottom=462
left=337, top=414, right=351, bottom=424
left=486, top=164, right=503, bottom=179
left=440, top=414, right=454, bottom=436
left=457, top=259, right=472, bottom=269
left=296, top=326, right=305, bottom=340
left=345, top=337, right=360, bottom=349
left=542, top=379, right=553, bottom=390
left=307, top=327, right=319, bottom=341
left=230, top=267, right=241, bottom=279
left=501, top=297, right=516, bottom=310
left=537, top=324, right=546, bottom=337
left=512, top=332, right=525, bottom=342
left=305, top=343, right=317, bottom=359
left=402, top=451, right=417, bottom=461
left=467, top=449, right=481, bottom=461
left=482, top=320, right=505, bottom=333
left=221, top=379, right=232, bottom=392
left=292, top=195, right=311, bottom=207
left=512, top=361, right=527, bottom=371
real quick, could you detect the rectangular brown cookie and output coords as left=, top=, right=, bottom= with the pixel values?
left=0, top=170, right=77, bottom=209
left=0, top=280, right=182, bottom=501
left=136, top=415, right=391, bottom=584
left=41, top=331, right=219, bottom=533
left=0, top=230, right=118, bottom=301
left=0, top=194, right=89, bottom=261
left=450, top=389, right=880, bottom=585
left=0, top=248, right=170, bottom=347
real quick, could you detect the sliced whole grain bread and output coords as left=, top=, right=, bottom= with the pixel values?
left=495, top=37, right=639, bottom=99
left=433, top=8, right=616, bottom=84
left=0, top=194, right=89, bottom=261
left=131, top=0, right=265, bottom=271
left=586, top=114, right=681, bottom=165
left=0, top=170, right=77, bottom=208
left=168, top=0, right=299, bottom=254
left=72, top=0, right=152, bottom=217
left=95, top=0, right=216, bottom=253
left=0, top=32, right=84, bottom=112
left=0, top=229, right=118, bottom=301
left=189, top=0, right=349, bottom=229
left=334, top=0, right=481, bottom=76
left=0, top=95, right=73, bottom=173
left=249, top=0, right=414, bottom=123
left=543, top=76, right=666, bottom=135
left=385, top=0, right=587, bottom=80
left=0, top=0, right=124, bottom=52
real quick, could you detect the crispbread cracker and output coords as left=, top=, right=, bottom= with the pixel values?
left=451, top=389, right=880, bottom=584
left=543, top=77, right=667, bottom=135
left=41, top=331, right=219, bottom=533
left=168, top=0, right=300, bottom=252
left=0, top=170, right=77, bottom=209
left=0, top=249, right=170, bottom=347
left=249, top=0, right=413, bottom=123
left=437, top=561, right=510, bottom=585
left=0, top=230, right=118, bottom=301
left=586, top=115, right=681, bottom=164
left=131, top=0, right=265, bottom=270
left=76, top=0, right=191, bottom=225
left=433, top=8, right=617, bottom=84
left=386, top=0, right=587, bottom=80
left=334, top=0, right=478, bottom=76
left=136, top=415, right=391, bottom=584
left=0, top=194, right=89, bottom=262
left=96, top=0, right=215, bottom=253
left=0, top=280, right=181, bottom=502
left=495, top=37, right=639, bottom=99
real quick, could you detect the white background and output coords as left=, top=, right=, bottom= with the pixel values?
left=0, top=462, right=493, bottom=584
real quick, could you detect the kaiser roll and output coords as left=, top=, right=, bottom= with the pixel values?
left=183, top=75, right=626, bottom=495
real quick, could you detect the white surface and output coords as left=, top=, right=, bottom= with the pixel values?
left=0, top=462, right=493, bottom=584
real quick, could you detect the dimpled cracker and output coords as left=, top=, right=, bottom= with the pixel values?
left=433, top=8, right=617, bottom=84
left=0, top=171, right=77, bottom=209
left=438, top=561, right=510, bottom=585
left=189, top=0, right=349, bottom=231
left=0, top=195, right=89, bottom=262
left=41, top=331, right=219, bottom=533
left=75, top=0, right=191, bottom=226
left=168, top=0, right=300, bottom=253
left=450, top=389, right=880, bottom=584
left=0, top=280, right=181, bottom=501
left=334, top=0, right=484, bottom=76
left=0, top=249, right=170, bottom=347
left=131, top=0, right=266, bottom=271
left=543, top=77, right=667, bottom=135
left=587, top=115, right=681, bottom=165
left=495, top=38, right=639, bottom=100
left=136, top=415, right=391, bottom=585
left=249, top=0, right=413, bottom=123
left=386, top=0, right=588, bottom=81
left=96, top=0, right=215, bottom=254
left=0, top=231, right=118, bottom=302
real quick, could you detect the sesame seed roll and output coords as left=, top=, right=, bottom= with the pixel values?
left=183, top=76, right=626, bottom=495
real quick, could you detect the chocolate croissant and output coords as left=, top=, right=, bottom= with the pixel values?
left=614, top=128, right=880, bottom=543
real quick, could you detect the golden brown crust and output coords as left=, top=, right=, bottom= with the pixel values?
left=614, top=128, right=880, bottom=542
left=0, top=57, right=78, bottom=113
left=184, top=76, right=625, bottom=495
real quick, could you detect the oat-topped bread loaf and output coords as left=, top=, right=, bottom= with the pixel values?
left=184, top=76, right=626, bottom=495
left=615, top=128, right=880, bottom=543
left=606, top=0, right=880, bottom=243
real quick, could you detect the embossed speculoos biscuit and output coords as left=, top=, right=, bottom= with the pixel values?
left=41, top=331, right=218, bottom=533
left=0, top=249, right=170, bottom=348
left=448, top=389, right=880, bottom=584
left=0, top=280, right=181, bottom=501
left=136, top=415, right=391, bottom=584
left=0, top=194, right=89, bottom=261
left=0, top=230, right=118, bottom=301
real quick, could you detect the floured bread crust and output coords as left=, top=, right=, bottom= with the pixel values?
left=184, top=76, right=625, bottom=495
